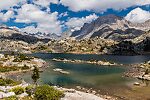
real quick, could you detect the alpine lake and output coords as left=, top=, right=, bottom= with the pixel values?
left=9, top=53, right=150, bottom=100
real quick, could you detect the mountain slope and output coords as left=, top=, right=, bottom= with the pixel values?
left=0, top=26, right=52, bottom=53
left=107, top=31, right=150, bottom=55
left=70, top=14, right=149, bottom=40
left=0, top=26, right=50, bottom=44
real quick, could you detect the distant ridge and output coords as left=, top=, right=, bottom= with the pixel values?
left=70, top=14, right=149, bottom=40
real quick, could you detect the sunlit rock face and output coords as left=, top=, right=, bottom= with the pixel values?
left=70, top=14, right=149, bottom=41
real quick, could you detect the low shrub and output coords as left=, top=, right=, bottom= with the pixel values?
left=19, top=96, right=34, bottom=100
left=145, top=68, right=149, bottom=75
left=38, top=45, right=47, bottom=50
left=11, top=87, right=24, bottom=95
left=19, top=54, right=31, bottom=61
left=21, top=65, right=30, bottom=70
left=0, top=66, right=18, bottom=73
left=13, top=58, right=21, bottom=62
left=34, top=85, right=64, bottom=100
left=25, top=85, right=35, bottom=96
left=47, top=49, right=53, bottom=53
left=4, top=96, right=17, bottom=100
left=0, top=78, right=21, bottom=86
left=13, top=54, right=31, bottom=62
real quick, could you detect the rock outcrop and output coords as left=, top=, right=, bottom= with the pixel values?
left=107, top=32, right=150, bottom=55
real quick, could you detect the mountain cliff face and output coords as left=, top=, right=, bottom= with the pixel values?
left=106, top=31, right=150, bottom=55
left=70, top=14, right=149, bottom=41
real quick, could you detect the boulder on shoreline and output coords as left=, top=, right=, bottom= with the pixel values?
left=138, top=75, right=150, bottom=81
left=134, top=82, right=140, bottom=86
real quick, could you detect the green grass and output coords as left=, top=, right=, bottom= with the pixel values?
left=10, top=86, right=25, bottom=95
left=0, top=65, right=30, bottom=73
left=21, top=65, right=30, bottom=70
left=0, top=66, right=19, bottom=73
left=3, top=96, right=18, bottom=100
left=25, top=85, right=34, bottom=96
left=13, top=54, right=32, bottom=62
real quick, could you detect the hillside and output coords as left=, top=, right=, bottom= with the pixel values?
left=70, top=14, right=149, bottom=41
left=0, top=14, right=149, bottom=55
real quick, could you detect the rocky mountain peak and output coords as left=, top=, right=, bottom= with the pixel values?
left=70, top=14, right=150, bottom=40
left=125, top=7, right=150, bottom=23
left=71, top=14, right=131, bottom=40
left=94, top=14, right=122, bottom=25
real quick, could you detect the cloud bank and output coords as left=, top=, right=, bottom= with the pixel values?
left=60, top=0, right=150, bottom=12
left=0, top=10, right=14, bottom=22
left=66, top=14, right=98, bottom=29
left=0, top=0, right=26, bottom=10
left=0, top=0, right=149, bottom=35
left=16, top=4, right=62, bottom=34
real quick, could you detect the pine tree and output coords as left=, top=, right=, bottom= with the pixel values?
left=31, top=66, right=40, bottom=86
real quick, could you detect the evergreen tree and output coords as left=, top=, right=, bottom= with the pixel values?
left=31, top=66, right=40, bottom=86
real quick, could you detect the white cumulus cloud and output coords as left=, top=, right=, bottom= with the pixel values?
left=33, top=0, right=58, bottom=7
left=59, top=12, right=69, bottom=18
left=0, top=10, right=14, bottom=22
left=33, top=0, right=59, bottom=12
left=125, top=7, right=150, bottom=23
left=60, top=0, right=150, bottom=12
left=0, top=0, right=26, bottom=11
left=66, top=14, right=98, bottom=29
left=21, top=26, right=39, bottom=34
left=15, top=4, right=62, bottom=34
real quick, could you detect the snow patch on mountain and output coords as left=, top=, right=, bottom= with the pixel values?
left=125, top=7, right=150, bottom=23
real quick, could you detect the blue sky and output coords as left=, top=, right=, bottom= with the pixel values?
left=0, top=0, right=150, bottom=35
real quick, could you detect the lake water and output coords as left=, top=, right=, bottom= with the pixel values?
left=13, top=53, right=150, bottom=99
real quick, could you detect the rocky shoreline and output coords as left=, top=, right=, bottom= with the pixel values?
left=52, top=57, right=150, bottom=80
left=125, top=61, right=150, bottom=81
left=56, top=87, right=108, bottom=100
left=0, top=81, right=108, bottom=100
left=2, top=62, right=48, bottom=76
left=52, top=58, right=150, bottom=81
left=52, top=58, right=120, bottom=66
left=0, top=53, right=47, bottom=75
